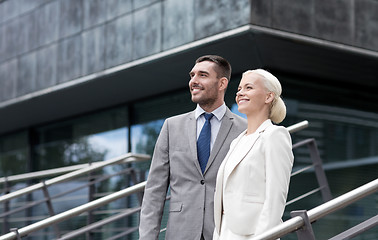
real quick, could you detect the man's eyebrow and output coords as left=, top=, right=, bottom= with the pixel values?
left=189, top=70, right=209, bottom=76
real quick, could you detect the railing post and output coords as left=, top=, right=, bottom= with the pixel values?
left=41, top=181, right=60, bottom=238
left=2, top=177, right=10, bottom=235
left=307, top=139, right=333, bottom=202
left=290, top=210, right=316, bottom=240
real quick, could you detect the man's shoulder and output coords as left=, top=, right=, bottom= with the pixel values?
left=166, top=111, right=194, bottom=122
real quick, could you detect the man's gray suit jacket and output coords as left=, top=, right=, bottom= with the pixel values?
left=139, top=108, right=247, bottom=240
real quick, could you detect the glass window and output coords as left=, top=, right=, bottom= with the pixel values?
left=23, top=107, right=130, bottom=238
left=0, top=131, right=30, bottom=231
left=33, top=107, right=128, bottom=170
left=0, top=131, right=29, bottom=176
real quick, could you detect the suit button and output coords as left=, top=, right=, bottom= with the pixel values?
left=200, top=180, right=205, bottom=185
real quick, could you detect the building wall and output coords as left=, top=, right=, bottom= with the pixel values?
left=251, top=0, right=378, bottom=51
left=0, top=0, right=251, bottom=102
left=1, top=0, right=377, bottom=103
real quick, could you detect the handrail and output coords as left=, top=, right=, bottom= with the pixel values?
left=329, top=214, right=378, bottom=240
left=0, top=181, right=147, bottom=240
left=287, top=120, right=308, bottom=134
left=0, top=165, right=87, bottom=185
left=250, top=178, right=378, bottom=240
left=0, top=153, right=150, bottom=204
left=0, top=167, right=134, bottom=219
left=57, top=206, right=142, bottom=239
left=0, top=164, right=100, bottom=185
left=0, top=154, right=149, bottom=184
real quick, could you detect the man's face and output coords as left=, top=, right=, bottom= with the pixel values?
left=188, top=61, right=221, bottom=107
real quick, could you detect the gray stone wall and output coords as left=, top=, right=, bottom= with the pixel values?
left=0, top=0, right=377, bottom=103
left=251, top=0, right=378, bottom=51
left=0, top=0, right=250, bottom=102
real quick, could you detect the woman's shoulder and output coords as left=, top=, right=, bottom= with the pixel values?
left=263, top=124, right=290, bottom=139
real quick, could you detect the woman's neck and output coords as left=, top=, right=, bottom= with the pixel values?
left=245, top=113, right=269, bottom=135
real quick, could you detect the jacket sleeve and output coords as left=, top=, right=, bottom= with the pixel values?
left=254, top=127, right=294, bottom=235
left=139, top=120, right=170, bottom=240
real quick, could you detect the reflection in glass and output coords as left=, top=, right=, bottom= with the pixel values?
left=130, top=119, right=165, bottom=191
left=131, top=119, right=164, bottom=155
left=34, top=108, right=128, bottom=170
left=29, top=108, right=129, bottom=238
left=0, top=131, right=29, bottom=177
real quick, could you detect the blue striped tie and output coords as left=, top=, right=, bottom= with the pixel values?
left=197, top=113, right=214, bottom=173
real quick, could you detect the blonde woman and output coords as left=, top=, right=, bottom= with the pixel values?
left=213, top=69, right=294, bottom=239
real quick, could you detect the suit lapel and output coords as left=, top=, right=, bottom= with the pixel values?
left=188, top=111, right=203, bottom=174
left=223, top=119, right=273, bottom=183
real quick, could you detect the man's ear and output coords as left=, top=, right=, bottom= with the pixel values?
left=219, top=77, right=228, bottom=91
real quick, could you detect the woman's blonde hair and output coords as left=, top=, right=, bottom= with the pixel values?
left=243, top=69, right=287, bottom=123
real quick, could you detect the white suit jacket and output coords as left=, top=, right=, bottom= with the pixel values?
left=214, top=119, right=294, bottom=236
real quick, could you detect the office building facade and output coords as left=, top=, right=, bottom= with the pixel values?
left=0, top=0, right=377, bottom=239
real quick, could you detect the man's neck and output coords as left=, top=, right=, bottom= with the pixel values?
left=200, top=101, right=224, bottom=113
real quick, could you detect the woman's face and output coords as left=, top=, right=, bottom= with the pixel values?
left=235, top=72, right=272, bottom=116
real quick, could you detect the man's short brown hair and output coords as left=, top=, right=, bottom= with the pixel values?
left=195, top=55, right=232, bottom=81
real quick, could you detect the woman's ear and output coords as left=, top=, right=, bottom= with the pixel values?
left=265, top=92, right=275, bottom=104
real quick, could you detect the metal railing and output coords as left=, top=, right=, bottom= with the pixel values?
left=329, top=214, right=378, bottom=240
left=1, top=120, right=350, bottom=240
left=288, top=138, right=332, bottom=205
left=0, top=182, right=147, bottom=240
left=0, top=153, right=150, bottom=238
left=0, top=163, right=102, bottom=185
left=0, top=153, right=149, bottom=204
left=250, top=178, right=378, bottom=240
left=286, top=120, right=308, bottom=134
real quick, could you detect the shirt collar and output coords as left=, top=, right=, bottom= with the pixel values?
left=195, top=103, right=226, bottom=121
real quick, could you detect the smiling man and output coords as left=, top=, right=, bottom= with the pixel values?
left=139, top=55, right=247, bottom=240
